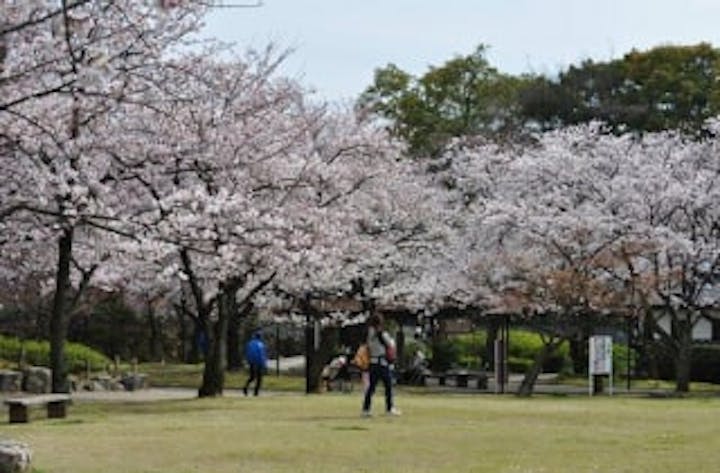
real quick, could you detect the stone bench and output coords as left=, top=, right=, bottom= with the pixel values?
left=4, top=394, right=72, bottom=423
left=422, top=370, right=488, bottom=389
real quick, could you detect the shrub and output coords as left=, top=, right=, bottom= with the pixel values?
left=612, top=343, right=638, bottom=377
left=452, top=329, right=570, bottom=372
left=0, top=335, right=109, bottom=372
left=506, top=330, right=570, bottom=373
left=70, top=297, right=154, bottom=361
left=654, top=344, right=720, bottom=383
left=691, top=344, right=720, bottom=383
left=442, top=329, right=638, bottom=376
left=507, top=356, right=533, bottom=373
left=453, top=332, right=487, bottom=368
left=429, top=339, right=460, bottom=371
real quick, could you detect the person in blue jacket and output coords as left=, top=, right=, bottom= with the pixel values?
left=243, top=330, right=268, bottom=396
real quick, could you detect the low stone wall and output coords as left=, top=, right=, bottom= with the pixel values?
left=75, top=373, right=148, bottom=392
left=0, top=368, right=50, bottom=394
left=0, top=368, right=148, bottom=393
left=22, top=367, right=51, bottom=394
left=0, top=371, right=21, bottom=393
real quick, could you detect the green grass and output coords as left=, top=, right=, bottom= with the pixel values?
left=137, top=362, right=305, bottom=392
left=6, top=394, right=720, bottom=472
left=553, top=374, right=719, bottom=392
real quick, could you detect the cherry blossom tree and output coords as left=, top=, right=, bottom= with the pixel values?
left=438, top=124, right=720, bottom=394
left=93, top=43, right=414, bottom=395
left=0, top=0, right=210, bottom=391
left=606, top=128, right=720, bottom=392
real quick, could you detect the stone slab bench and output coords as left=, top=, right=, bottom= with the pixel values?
left=4, top=394, right=72, bottom=423
left=423, top=370, right=488, bottom=389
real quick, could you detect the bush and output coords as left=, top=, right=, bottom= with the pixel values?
left=506, top=330, right=570, bottom=373
left=70, top=297, right=155, bottom=362
left=507, top=356, right=533, bottom=373
left=443, top=329, right=637, bottom=376
left=612, top=343, right=638, bottom=377
left=691, top=345, right=720, bottom=383
left=429, top=339, right=460, bottom=371
left=452, top=329, right=570, bottom=373
left=654, top=344, right=720, bottom=383
left=0, top=335, right=109, bottom=373
left=453, top=332, right=487, bottom=368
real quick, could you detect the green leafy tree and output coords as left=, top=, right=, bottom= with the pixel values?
left=360, top=45, right=528, bottom=157
left=520, top=43, right=720, bottom=135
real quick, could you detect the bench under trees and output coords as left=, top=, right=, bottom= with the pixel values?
left=4, top=394, right=71, bottom=423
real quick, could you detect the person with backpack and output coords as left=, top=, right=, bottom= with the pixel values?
left=243, top=330, right=268, bottom=396
left=361, top=313, right=401, bottom=417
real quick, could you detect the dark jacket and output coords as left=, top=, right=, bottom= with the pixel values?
left=245, top=332, right=268, bottom=368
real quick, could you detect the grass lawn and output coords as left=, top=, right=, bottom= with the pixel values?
left=137, top=362, right=305, bottom=392
left=6, top=393, right=720, bottom=473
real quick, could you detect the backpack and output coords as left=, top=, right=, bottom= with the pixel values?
left=352, top=344, right=370, bottom=371
left=378, top=331, right=397, bottom=363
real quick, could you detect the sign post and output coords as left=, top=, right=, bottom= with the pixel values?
left=588, top=335, right=613, bottom=396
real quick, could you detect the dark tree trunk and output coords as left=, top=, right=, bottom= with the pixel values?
left=674, top=319, right=693, bottom=393
left=174, top=303, right=188, bottom=363
left=485, top=317, right=500, bottom=370
left=198, top=289, right=231, bottom=398
left=146, top=301, right=163, bottom=362
left=517, top=339, right=562, bottom=397
left=226, top=303, right=241, bottom=371
left=395, top=328, right=405, bottom=369
left=49, top=228, right=73, bottom=393
left=642, top=314, right=661, bottom=379
left=306, top=325, right=339, bottom=393
left=569, top=334, right=588, bottom=376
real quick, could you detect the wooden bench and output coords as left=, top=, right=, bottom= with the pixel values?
left=4, top=394, right=72, bottom=423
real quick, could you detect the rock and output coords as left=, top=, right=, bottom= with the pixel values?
left=0, top=440, right=32, bottom=473
left=90, top=375, right=114, bottom=391
left=0, top=371, right=22, bottom=393
left=120, top=373, right=148, bottom=391
left=21, top=367, right=51, bottom=394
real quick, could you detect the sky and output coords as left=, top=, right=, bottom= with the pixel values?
left=202, top=0, right=720, bottom=102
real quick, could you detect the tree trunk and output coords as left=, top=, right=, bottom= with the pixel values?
left=674, top=321, right=693, bottom=393
left=198, top=290, right=230, bottom=397
left=642, top=314, right=661, bottom=379
left=227, top=305, right=241, bottom=371
left=569, top=332, right=588, bottom=375
left=485, top=318, right=499, bottom=370
left=174, top=304, right=187, bottom=363
left=305, top=323, right=339, bottom=393
left=146, top=302, right=163, bottom=362
left=516, top=340, right=560, bottom=397
left=49, top=228, right=73, bottom=393
left=395, top=328, right=405, bottom=369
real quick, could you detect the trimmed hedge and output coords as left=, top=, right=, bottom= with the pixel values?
left=691, top=345, right=720, bottom=382
left=454, top=332, right=487, bottom=369
left=429, top=339, right=461, bottom=371
left=655, top=344, right=720, bottom=383
left=453, top=329, right=636, bottom=375
left=508, top=330, right=570, bottom=373
left=453, top=330, right=570, bottom=372
left=0, top=335, right=110, bottom=373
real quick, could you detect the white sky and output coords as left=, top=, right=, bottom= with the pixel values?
left=202, top=0, right=720, bottom=102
